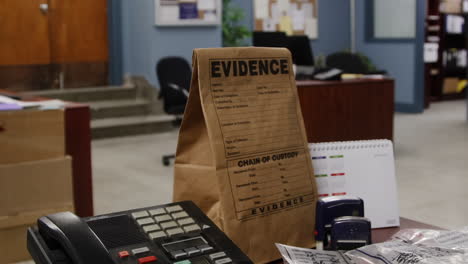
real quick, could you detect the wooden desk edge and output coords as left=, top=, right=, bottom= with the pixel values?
left=372, top=217, right=443, bottom=243
left=1, top=90, right=94, bottom=216
left=296, top=78, right=394, bottom=87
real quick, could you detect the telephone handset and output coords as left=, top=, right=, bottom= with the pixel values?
left=36, top=212, right=113, bottom=264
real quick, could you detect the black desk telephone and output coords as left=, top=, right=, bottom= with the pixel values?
left=27, top=201, right=253, bottom=264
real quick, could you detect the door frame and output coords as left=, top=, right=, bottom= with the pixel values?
left=108, top=0, right=123, bottom=85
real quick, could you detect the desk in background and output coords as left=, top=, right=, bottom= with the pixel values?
left=297, top=79, right=394, bottom=143
left=0, top=90, right=93, bottom=217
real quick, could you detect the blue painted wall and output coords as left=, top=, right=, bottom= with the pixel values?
left=120, top=0, right=350, bottom=87
left=232, top=0, right=351, bottom=57
left=355, top=1, right=425, bottom=112
left=120, top=0, right=424, bottom=112
left=121, top=0, right=222, bottom=86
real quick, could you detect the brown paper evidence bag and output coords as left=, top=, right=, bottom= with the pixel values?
left=173, top=47, right=318, bottom=263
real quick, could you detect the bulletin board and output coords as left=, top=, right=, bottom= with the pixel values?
left=155, top=0, right=222, bottom=26
left=253, top=0, right=318, bottom=39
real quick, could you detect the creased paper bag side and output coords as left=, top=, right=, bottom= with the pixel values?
left=173, top=53, right=222, bottom=227
left=200, top=47, right=317, bottom=263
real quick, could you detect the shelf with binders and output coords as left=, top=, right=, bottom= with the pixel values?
left=428, top=12, right=467, bottom=100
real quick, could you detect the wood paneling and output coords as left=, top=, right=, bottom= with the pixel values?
left=0, top=62, right=107, bottom=90
left=297, top=79, right=394, bottom=143
left=50, top=62, right=108, bottom=88
left=0, top=65, right=51, bottom=91
left=0, top=0, right=51, bottom=65
left=49, top=0, right=109, bottom=63
left=0, top=0, right=109, bottom=90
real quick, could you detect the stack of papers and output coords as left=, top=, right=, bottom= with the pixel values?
left=0, top=95, right=66, bottom=111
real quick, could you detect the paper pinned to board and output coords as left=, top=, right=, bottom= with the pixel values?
left=263, top=18, right=277, bottom=32
left=254, top=0, right=269, bottom=19
left=197, top=0, right=216, bottom=10
left=288, top=3, right=298, bottom=17
left=203, top=10, right=217, bottom=21
left=279, top=16, right=293, bottom=35
left=292, top=7, right=305, bottom=31
left=302, top=3, right=314, bottom=18
left=276, top=243, right=353, bottom=264
left=305, top=17, right=318, bottom=39
left=160, top=4, right=179, bottom=22
left=277, top=0, right=290, bottom=16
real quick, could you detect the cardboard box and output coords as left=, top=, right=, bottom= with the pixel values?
left=440, top=0, right=462, bottom=13
left=443, top=77, right=459, bottom=94
left=0, top=109, right=65, bottom=165
left=0, top=157, right=73, bottom=263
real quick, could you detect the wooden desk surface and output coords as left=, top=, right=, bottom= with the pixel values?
left=296, top=78, right=394, bottom=143
left=296, top=78, right=394, bottom=87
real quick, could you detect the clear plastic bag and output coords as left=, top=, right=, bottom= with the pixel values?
left=345, top=228, right=468, bottom=264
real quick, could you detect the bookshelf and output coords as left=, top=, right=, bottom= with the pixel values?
left=424, top=0, right=467, bottom=106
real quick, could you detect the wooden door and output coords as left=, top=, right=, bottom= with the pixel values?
left=0, top=0, right=108, bottom=91
left=0, top=0, right=52, bottom=91
left=48, top=0, right=109, bottom=88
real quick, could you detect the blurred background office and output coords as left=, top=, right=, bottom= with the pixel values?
left=1, top=0, right=467, bottom=263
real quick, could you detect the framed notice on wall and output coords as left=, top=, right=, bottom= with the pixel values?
left=253, top=0, right=318, bottom=39
left=367, top=0, right=416, bottom=40
left=155, top=0, right=222, bottom=26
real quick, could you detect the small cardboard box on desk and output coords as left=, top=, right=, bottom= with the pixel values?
left=0, top=109, right=74, bottom=263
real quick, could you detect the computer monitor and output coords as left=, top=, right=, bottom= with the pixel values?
left=252, top=31, right=288, bottom=48
left=286, top=35, right=314, bottom=67
left=253, top=32, right=315, bottom=76
left=286, top=35, right=315, bottom=76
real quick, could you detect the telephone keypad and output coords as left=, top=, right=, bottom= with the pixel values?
left=137, top=218, right=155, bottom=226
left=137, top=255, right=158, bottom=264
left=154, top=214, right=172, bottom=223
left=177, top=217, right=195, bottom=226
left=166, top=205, right=183, bottom=213
left=166, top=227, right=185, bottom=236
left=118, top=251, right=130, bottom=258
left=149, top=231, right=167, bottom=240
left=143, top=224, right=161, bottom=233
left=185, top=247, right=201, bottom=256
left=197, top=245, right=213, bottom=253
left=171, top=250, right=188, bottom=259
left=132, top=211, right=150, bottom=219
left=215, top=258, right=232, bottom=264
left=172, top=211, right=189, bottom=219
left=160, top=221, right=178, bottom=230
left=132, top=246, right=150, bottom=255
left=183, top=224, right=201, bottom=233
left=149, top=208, right=166, bottom=216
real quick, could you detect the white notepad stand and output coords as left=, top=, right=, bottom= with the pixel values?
left=309, top=140, right=400, bottom=228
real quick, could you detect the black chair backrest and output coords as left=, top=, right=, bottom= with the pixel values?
left=156, top=57, right=191, bottom=115
left=326, top=52, right=370, bottom=74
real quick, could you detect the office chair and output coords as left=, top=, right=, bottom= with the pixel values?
left=156, top=56, right=191, bottom=166
left=326, top=52, right=385, bottom=75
